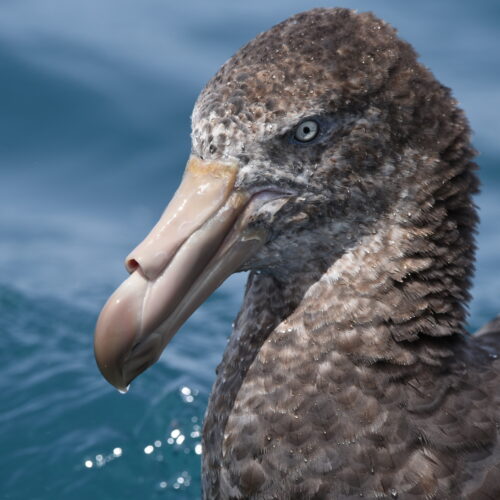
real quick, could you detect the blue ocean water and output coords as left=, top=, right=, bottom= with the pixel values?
left=0, top=1, right=498, bottom=498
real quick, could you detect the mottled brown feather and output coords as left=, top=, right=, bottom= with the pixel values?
left=187, top=8, right=500, bottom=499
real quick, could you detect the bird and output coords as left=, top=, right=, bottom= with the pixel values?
left=94, top=8, right=500, bottom=499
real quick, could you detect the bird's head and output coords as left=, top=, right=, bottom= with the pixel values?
left=94, top=8, right=476, bottom=390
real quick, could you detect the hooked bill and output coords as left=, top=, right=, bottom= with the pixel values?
left=94, top=155, right=289, bottom=391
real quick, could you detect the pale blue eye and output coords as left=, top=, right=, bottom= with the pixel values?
left=294, top=120, right=319, bottom=142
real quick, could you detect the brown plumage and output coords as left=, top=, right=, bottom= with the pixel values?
left=94, top=7, right=500, bottom=499
left=196, top=9, right=500, bottom=499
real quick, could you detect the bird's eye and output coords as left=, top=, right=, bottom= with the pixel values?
left=294, top=119, right=319, bottom=142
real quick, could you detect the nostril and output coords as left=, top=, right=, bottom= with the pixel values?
left=125, top=258, right=140, bottom=274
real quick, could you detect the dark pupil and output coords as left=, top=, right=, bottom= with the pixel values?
left=303, top=126, right=310, bottom=135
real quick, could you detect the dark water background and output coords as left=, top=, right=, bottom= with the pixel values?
left=1, top=1, right=499, bottom=498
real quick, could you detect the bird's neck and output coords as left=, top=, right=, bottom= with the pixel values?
left=204, top=216, right=466, bottom=437
left=280, top=218, right=469, bottom=366
left=203, top=157, right=477, bottom=492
